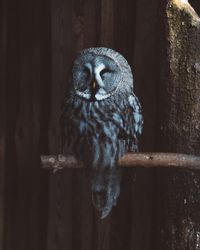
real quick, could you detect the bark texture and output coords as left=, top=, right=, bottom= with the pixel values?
left=156, top=1, right=200, bottom=249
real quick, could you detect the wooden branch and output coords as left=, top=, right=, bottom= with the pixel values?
left=41, top=153, right=200, bottom=172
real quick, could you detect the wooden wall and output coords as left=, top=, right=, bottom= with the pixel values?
left=1, top=0, right=51, bottom=249
left=2, top=0, right=198, bottom=250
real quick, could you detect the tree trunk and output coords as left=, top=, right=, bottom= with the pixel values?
left=156, top=0, right=200, bottom=249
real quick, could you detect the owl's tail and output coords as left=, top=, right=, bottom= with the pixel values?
left=90, top=168, right=122, bottom=219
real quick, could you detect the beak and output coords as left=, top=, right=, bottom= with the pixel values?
left=90, top=78, right=99, bottom=101
left=92, top=80, right=96, bottom=90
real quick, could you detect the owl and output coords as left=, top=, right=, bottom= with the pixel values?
left=60, top=47, right=143, bottom=219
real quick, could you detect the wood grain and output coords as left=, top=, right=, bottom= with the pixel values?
left=47, top=1, right=73, bottom=249
left=2, top=0, right=50, bottom=250
left=0, top=0, right=6, bottom=249
left=4, top=1, right=21, bottom=249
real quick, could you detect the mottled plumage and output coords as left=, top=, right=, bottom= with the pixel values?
left=61, top=47, right=143, bottom=218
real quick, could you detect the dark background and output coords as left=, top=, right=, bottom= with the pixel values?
left=0, top=0, right=199, bottom=250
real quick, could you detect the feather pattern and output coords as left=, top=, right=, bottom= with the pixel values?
left=60, top=47, right=143, bottom=218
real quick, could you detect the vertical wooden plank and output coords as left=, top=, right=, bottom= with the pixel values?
left=14, top=0, right=47, bottom=249
left=127, top=1, right=160, bottom=250
left=133, top=0, right=159, bottom=151
left=4, top=0, right=21, bottom=248
left=38, top=0, right=52, bottom=248
left=113, top=0, right=137, bottom=62
left=99, top=0, right=114, bottom=46
left=0, top=0, right=7, bottom=249
left=47, top=1, right=73, bottom=249
left=4, top=0, right=50, bottom=249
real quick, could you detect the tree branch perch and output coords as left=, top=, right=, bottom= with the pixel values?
left=41, top=153, right=200, bottom=172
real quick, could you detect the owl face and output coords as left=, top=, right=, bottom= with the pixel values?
left=72, top=52, right=122, bottom=101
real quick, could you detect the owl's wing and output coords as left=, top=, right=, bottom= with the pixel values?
left=128, top=94, right=143, bottom=135
left=114, top=94, right=143, bottom=152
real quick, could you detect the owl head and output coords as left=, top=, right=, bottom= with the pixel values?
left=71, top=47, right=134, bottom=101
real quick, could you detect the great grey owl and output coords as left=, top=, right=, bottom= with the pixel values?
left=60, top=47, right=143, bottom=219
